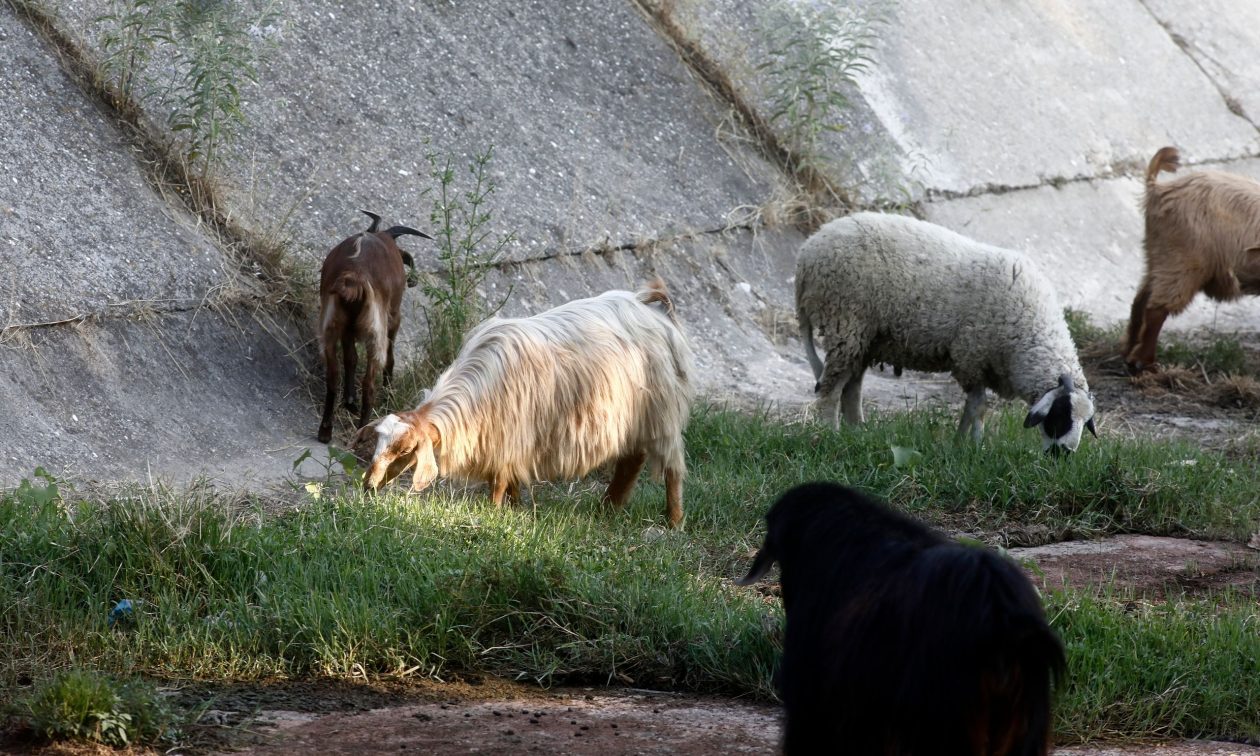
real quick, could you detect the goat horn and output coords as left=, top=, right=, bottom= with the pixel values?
left=360, top=210, right=382, bottom=233
left=386, top=225, right=434, bottom=241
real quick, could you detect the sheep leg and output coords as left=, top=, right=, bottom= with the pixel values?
left=318, top=337, right=340, bottom=444
left=603, top=452, right=648, bottom=509
left=840, top=372, right=865, bottom=424
left=664, top=467, right=684, bottom=529
left=341, top=329, right=359, bottom=411
left=958, top=386, right=987, bottom=443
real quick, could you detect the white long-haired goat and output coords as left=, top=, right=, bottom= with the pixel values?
left=356, top=279, right=694, bottom=527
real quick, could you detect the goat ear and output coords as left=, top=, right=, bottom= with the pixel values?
left=425, top=421, right=441, bottom=448
left=360, top=210, right=381, bottom=233
left=399, top=249, right=416, bottom=269
left=386, top=225, right=434, bottom=241
left=1085, top=417, right=1098, bottom=437
left=735, top=544, right=777, bottom=586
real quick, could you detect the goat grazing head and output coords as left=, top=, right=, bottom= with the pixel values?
left=355, top=411, right=441, bottom=492
left=1024, top=373, right=1096, bottom=454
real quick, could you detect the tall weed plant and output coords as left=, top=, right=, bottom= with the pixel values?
left=95, top=0, right=279, bottom=177
left=398, top=145, right=515, bottom=395
left=758, top=1, right=885, bottom=178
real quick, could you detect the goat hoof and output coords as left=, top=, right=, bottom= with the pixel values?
left=317, top=427, right=332, bottom=444
left=344, top=401, right=359, bottom=413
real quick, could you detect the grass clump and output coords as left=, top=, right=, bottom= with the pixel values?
left=18, top=669, right=180, bottom=748
left=1052, top=590, right=1260, bottom=743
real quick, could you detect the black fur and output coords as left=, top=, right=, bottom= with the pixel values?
left=1040, top=393, right=1075, bottom=440
left=739, top=483, right=1065, bottom=756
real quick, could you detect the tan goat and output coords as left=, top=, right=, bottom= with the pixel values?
left=1124, top=147, right=1260, bottom=373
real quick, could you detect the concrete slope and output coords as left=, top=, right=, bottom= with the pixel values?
left=652, top=0, right=1260, bottom=332
left=0, top=9, right=312, bottom=488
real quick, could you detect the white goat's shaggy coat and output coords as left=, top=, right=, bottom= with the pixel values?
left=360, top=281, right=694, bottom=526
left=796, top=212, right=1096, bottom=452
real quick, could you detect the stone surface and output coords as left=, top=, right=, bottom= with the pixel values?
left=0, top=10, right=227, bottom=325
left=55, top=0, right=788, bottom=266
left=0, top=7, right=314, bottom=489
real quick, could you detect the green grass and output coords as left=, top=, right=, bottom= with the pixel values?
left=3, top=406, right=1260, bottom=744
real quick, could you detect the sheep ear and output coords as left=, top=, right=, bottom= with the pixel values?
left=361, top=210, right=381, bottom=233
left=1024, top=390, right=1056, bottom=428
left=735, top=545, right=777, bottom=586
left=386, top=225, right=434, bottom=241
left=1085, top=417, right=1098, bottom=437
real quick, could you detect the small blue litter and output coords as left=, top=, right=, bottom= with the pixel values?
left=108, top=599, right=135, bottom=627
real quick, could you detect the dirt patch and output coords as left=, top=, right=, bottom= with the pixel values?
left=1078, top=339, right=1260, bottom=452
left=1012, top=535, right=1260, bottom=598
left=229, top=687, right=779, bottom=755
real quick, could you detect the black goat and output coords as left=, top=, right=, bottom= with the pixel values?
left=738, top=482, right=1064, bottom=756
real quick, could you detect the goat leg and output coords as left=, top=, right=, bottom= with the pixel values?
left=664, top=467, right=685, bottom=529
left=603, top=451, right=648, bottom=509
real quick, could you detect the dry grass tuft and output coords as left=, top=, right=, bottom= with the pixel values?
left=1208, top=374, right=1260, bottom=409
left=1131, top=365, right=1200, bottom=395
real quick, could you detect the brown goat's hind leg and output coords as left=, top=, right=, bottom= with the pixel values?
left=1124, top=282, right=1151, bottom=369
left=1131, top=306, right=1170, bottom=373
left=664, top=468, right=684, bottom=529
left=603, top=452, right=648, bottom=509
left=383, top=327, right=399, bottom=387
left=357, top=358, right=378, bottom=432
left=341, top=329, right=359, bottom=411
left=318, top=340, right=339, bottom=443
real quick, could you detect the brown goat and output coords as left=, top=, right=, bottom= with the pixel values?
left=317, top=211, right=431, bottom=443
left=1124, top=147, right=1260, bottom=373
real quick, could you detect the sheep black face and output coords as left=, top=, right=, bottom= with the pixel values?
left=738, top=483, right=1065, bottom=756
left=1024, top=373, right=1097, bottom=454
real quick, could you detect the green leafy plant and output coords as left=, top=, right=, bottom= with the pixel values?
left=93, top=0, right=278, bottom=177
left=14, top=467, right=60, bottom=508
left=96, top=0, right=167, bottom=104
left=758, top=1, right=885, bottom=177
left=165, top=0, right=277, bottom=175
left=22, top=670, right=179, bottom=747
left=395, top=145, right=515, bottom=395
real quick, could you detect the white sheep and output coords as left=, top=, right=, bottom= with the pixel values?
left=356, top=279, right=694, bottom=526
left=796, top=212, right=1097, bottom=452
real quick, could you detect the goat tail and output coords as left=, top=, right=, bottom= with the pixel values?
left=638, top=276, right=678, bottom=322
left=1146, top=146, right=1181, bottom=188
left=798, top=306, right=824, bottom=383
left=332, top=270, right=367, bottom=304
